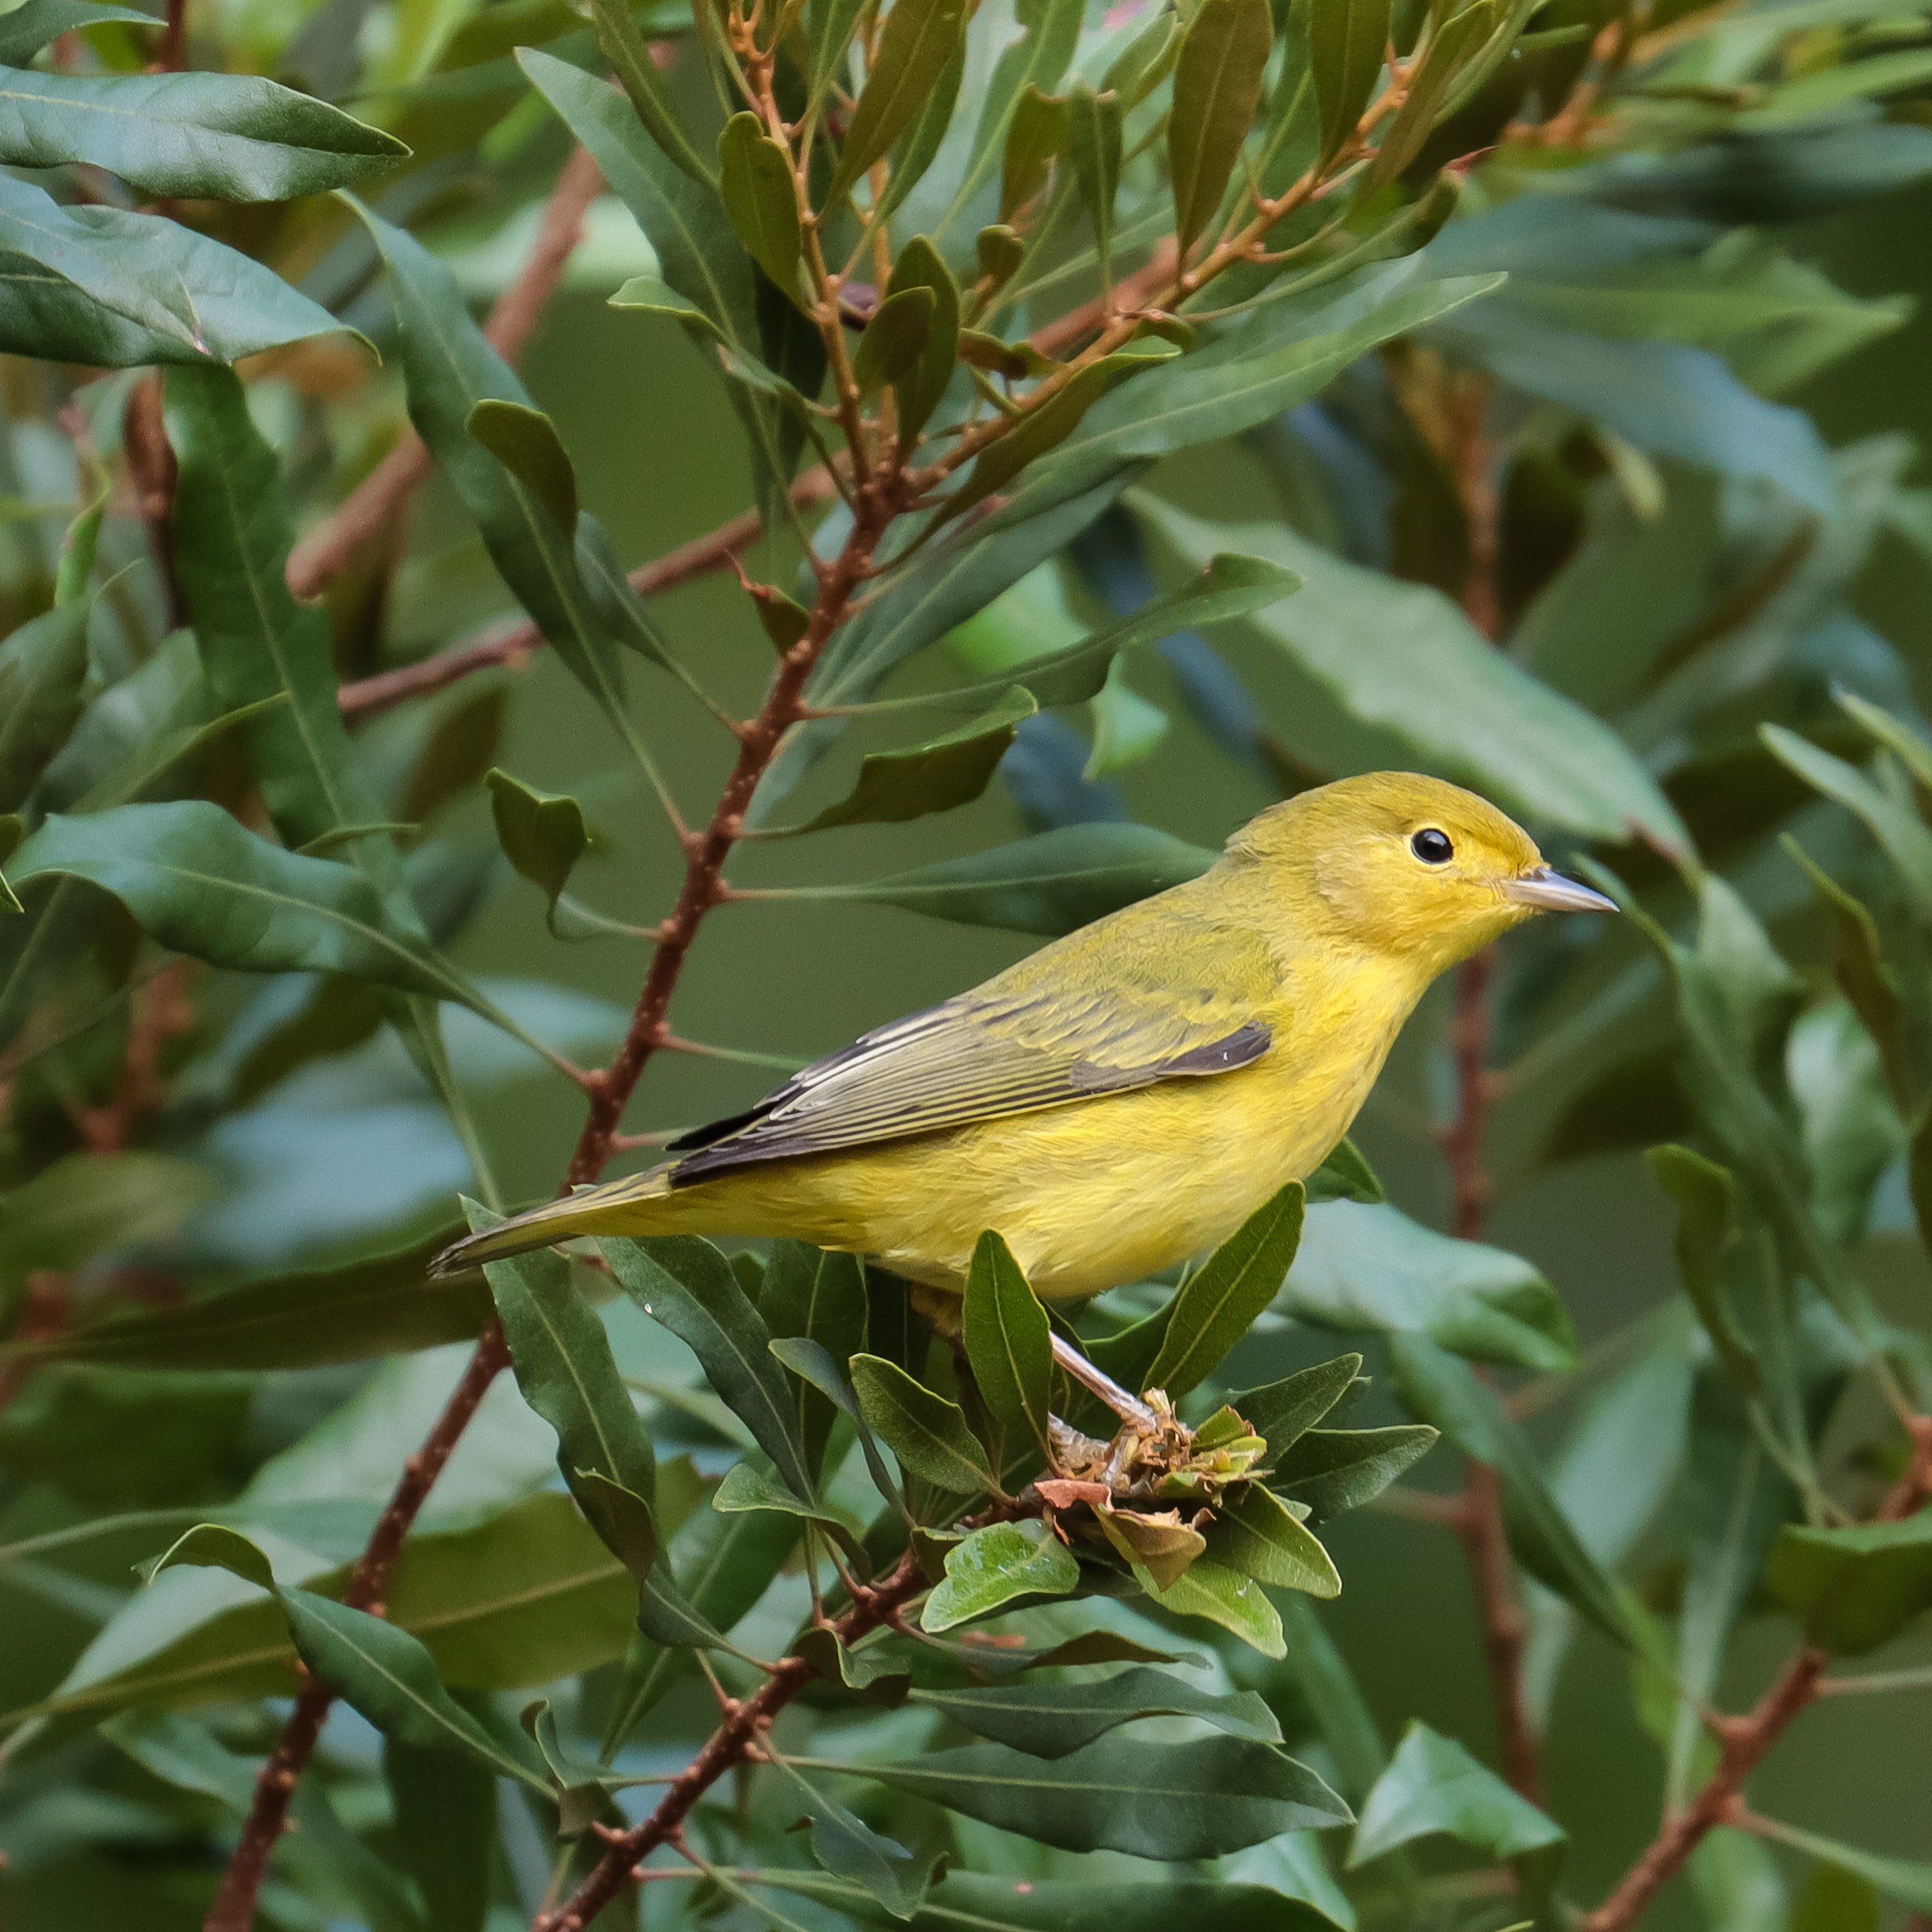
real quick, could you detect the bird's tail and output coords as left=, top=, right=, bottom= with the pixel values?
left=430, top=1166, right=680, bottom=1276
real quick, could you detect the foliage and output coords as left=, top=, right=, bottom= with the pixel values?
left=0, top=0, right=1930, bottom=1928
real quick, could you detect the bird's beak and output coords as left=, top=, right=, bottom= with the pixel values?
left=1504, top=865, right=1619, bottom=915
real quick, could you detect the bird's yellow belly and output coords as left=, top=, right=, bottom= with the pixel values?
left=679, top=1033, right=1384, bottom=1300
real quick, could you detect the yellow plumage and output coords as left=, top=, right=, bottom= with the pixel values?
left=435, top=773, right=1612, bottom=1297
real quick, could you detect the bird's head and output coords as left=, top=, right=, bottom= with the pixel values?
left=1226, top=772, right=1614, bottom=975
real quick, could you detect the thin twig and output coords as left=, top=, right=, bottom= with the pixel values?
left=285, top=145, right=607, bottom=603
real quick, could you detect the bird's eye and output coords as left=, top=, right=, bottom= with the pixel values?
left=1411, top=828, right=1454, bottom=865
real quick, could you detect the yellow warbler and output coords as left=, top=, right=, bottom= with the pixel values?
left=435, top=773, right=1611, bottom=1302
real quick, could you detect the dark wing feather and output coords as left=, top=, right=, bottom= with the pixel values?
left=665, top=921, right=1276, bottom=1184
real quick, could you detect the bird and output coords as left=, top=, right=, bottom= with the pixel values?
left=434, top=773, right=1612, bottom=1416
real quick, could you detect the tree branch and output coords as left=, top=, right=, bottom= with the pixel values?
left=1580, top=1413, right=1932, bottom=1931
left=285, top=144, right=606, bottom=602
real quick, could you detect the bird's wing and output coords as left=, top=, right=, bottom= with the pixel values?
left=663, top=921, right=1277, bottom=1184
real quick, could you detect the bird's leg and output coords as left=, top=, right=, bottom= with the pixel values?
left=1049, top=1330, right=1159, bottom=1435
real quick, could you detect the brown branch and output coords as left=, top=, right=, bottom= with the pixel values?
left=1581, top=1413, right=1932, bottom=1932
left=204, top=1327, right=512, bottom=1932
left=535, top=1549, right=928, bottom=1931
left=284, top=145, right=606, bottom=603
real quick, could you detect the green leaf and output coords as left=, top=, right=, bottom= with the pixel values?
left=770, top=1332, right=901, bottom=1503
left=851, top=1351, right=997, bottom=1493
left=0, top=0, right=154, bottom=62
left=1391, top=1334, right=1645, bottom=1651
left=1211, top=1484, right=1341, bottom=1596
left=1647, top=1144, right=1759, bottom=1392
left=1000, top=83, right=1067, bottom=223
left=761, top=1242, right=869, bottom=1480
left=1347, top=1720, right=1564, bottom=1867
left=1738, top=1817, right=1932, bottom=1915
left=1283, top=1200, right=1577, bottom=1373
left=838, top=1734, right=1348, bottom=1855
left=749, top=1872, right=1347, bottom=1932
left=764, top=1755, right=941, bottom=1920
left=5, top=801, right=455, bottom=997
left=586, top=0, right=714, bottom=184
left=1368, top=0, right=1491, bottom=186
left=920, top=1519, right=1078, bottom=1631
left=1269, top=1425, right=1437, bottom=1518
left=466, top=399, right=576, bottom=535
left=1231, top=1355, right=1364, bottom=1455
left=1765, top=725, right=1932, bottom=921
left=0, top=172, right=352, bottom=366
left=484, top=767, right=589, bottom=919
left=884, top=236, right=959, bottom=439
left=1168, top=0, right=1271, bottom=249
left=828, top=0, right=970, bottom=203
left=603, top=1236, right=816, bottom=1502
left=852, top=285, right=936, bottom=396
left=775, top=689, right=1035, bottom=835
left=794, top=822, right=1217, bottom=935
left=157, top=1525, right=547, bottom=1788
left=910, top=1665, right=1282, bottom=1757
left=1144, top=1182, right=1305, bottom=1397
left=1141, top=496, right=1687, bottom=854
left=3, top=1231, right=489, bottom=1370
left=469, top=1203, right=658, bottom=1590
left=1311, top=0, right=1391, bottom=158
left=806, top=0, right=870, bottom=100
left=719, top=112, right=803, bottom=298
left=1306, top=1136, right=1384, bottom=1204
left=384, top=1739, right=493, bottom=1932
left=1065, top=83, right=1122, bottom=286
left=1765, top=1509, right=1932, bottom=1655
left=961, top=1229, right=1053, bottom=1457
left=0, top=601, right=89, bottom=812
left=1140, top=1553, right=1285, bottom=1655
left=0, top=1148, right=209, bottom=1285
left=0, top=67, right=406, bottom=199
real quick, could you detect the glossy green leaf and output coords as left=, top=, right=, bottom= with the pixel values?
left=470, top=1204, right=657, bottom=1590
left=852, top=285, right=936, bottom=396
left=586, top=0, right=714, bottom=183
left=1269, top=1425, right=1437, bottom=1519
left=1212, top=1484, right=1341, bottom=1596
left=834, top=1733, right=1348, bottom=1855
left=1647, top=1144, right=1759, bottom=1392
left=910, top=1665, right=1282, bottom=1757
left=0, top=0, right=154, bottom=61
left=775, top=689, right=1035, bottom=835
left=0, top=67, right=405, bottom=199
left=603, top=1236, right=815, bottom=1502
left=1144, top=1182, right=1305, bottom=1397
left=1168, top=0, right=1271, bottom=248
left=4, top=1231, right=488, bottom=1370
left=1232, top=1355, right=1363, bottom=1456
left=384, top=1739, right=493, bottom=1932
left=828, top=0, right=970, bottom=203
left=0, top=174, right=349, bottom=366
left=934, top=0, right=1081, bottom=224
left=884, top=236, right=959, bottom=439
left=761, top=1242, right=869, bottom=1480
left=920, top=1520, right=1079, bottom=1631
left=1143, top=497, right=1687, bottom=854
left=1065, top=83, right=1122, bottom=286
left=0, top=601, right=89, bottom=812
left=851, top=1351, right=996, bottom=1493
left=1283, top=1200, right=1577, bottom=1373
left=1368, top=0, right=1491, bottom=186
left=1766, top=725, right=1932, bottom=920
left=1311, top=0, right=1391, bottom=158
left=961, top=1229, right=1053, bottom=1457
left=1392, top=1334, right=1643, bottom=1651
left=484, top=768, right=588, bottom=919
left=158, top=1525, right=547, bottom=1788
left=793, top=822, right=1217, bottom=935
left=6, top=802, right=454, bottom=996
left=1347, top=1720, right=1564, bottom=1867
left=1765, top=1509, right=1932, bottom=1655
left=466, top=399, right=576, bottom=535
left=1140, top=1553, right=1285, bottom=1655
left=719, top=112, right=804, bottom=297
left=771, top=1332, right=902, bottom=1503
left=765, top=1755, right=941, bottom=1919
